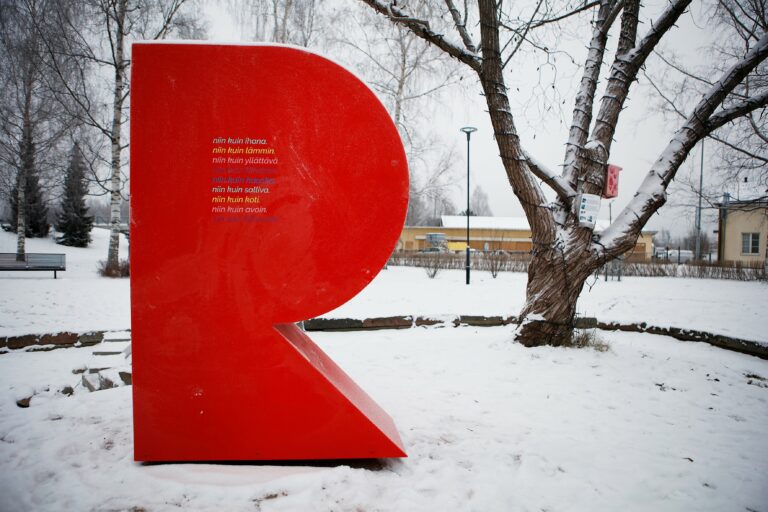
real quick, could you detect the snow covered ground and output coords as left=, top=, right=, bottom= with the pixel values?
left=0, top=228, right=130, bottom=337
left=1, top=229, right=767, bottom=511
left=1, top=326, right=767, bottom=511
left=1, top=228, right=766, bottom=343
left=325, top=267, right=768, bottom=343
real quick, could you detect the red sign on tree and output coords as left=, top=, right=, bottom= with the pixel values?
left=602, top=164, right=622, bottom=199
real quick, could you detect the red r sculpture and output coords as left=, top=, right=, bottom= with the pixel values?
left=130, top=44, right=408, bottom=461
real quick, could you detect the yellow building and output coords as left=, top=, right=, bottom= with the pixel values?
left=717, top=198, right=768, bottom=265
left=399, top=216, right=655, bottom=262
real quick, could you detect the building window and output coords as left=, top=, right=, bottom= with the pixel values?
left=741, top=233, right=760, bottom=255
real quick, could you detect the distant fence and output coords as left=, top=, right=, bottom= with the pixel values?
left=621, top=260, right=766, bottom=281
left=389, top=251, right=531, bottom=275
left=388, top=251, right=766, bottom=281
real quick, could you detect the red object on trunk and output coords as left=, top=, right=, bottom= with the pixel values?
left=602, top=164, right=622, bottom=199
left=130, top=44, right=408, bottom=461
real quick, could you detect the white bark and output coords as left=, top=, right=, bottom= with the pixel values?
left=15, top=169, right=26, bottom=260
left=16, top=86, right=31, bottom=260
left=106, top=0, right=127, bottom=273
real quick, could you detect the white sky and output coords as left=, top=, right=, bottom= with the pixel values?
left=202, top=1, right=724, bottom=238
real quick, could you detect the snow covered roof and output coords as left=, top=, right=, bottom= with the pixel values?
left=441, top=215, right=530, bottom=230
left=715, top=195, right=768, bottom=208
left=440, top=215, right=612, bottom=232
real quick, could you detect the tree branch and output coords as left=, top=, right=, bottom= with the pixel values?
left=709, top=130, right=768, bottom=164
left=524, top=150, right=577, bottom=202
left=599, top=33, right=768, bottom=257
left=705, top=90, right=768, bottom=133
left=562, top=0, right=617, bottom=184
left=501, top=0, right=545, bottom=69
left=530, top=0, right=601, bottom=29
left=590, top=0, right=694, bottom=152
left=444, top=0, right=476, bottom=52
left=358, top=0, right=481, bottom=71
left=152, top=0, right=188, bottom=40
left=477, top=0, right=555, bottom=245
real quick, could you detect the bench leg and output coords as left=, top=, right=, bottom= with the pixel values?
left=54, top=270, right=57, bottom=279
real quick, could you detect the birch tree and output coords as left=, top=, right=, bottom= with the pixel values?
left=359, top=0, right=768, bottom=346
left=0, top=0, right=71, bottom=258
left=41, top=0, right=198, bottom=275
left=226, top=0, right=323, bottom=46
left=471, top=186, right=493, bottom=216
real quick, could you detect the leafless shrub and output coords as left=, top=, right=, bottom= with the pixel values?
left=98, top=258, right=129, bottom=277
left=564, top=329, right=611, bottom=352
left=422, top=252, right=448, bottom=279
left=483, top=251, right=507, bottom=278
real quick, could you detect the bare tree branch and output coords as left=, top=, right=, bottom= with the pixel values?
left=705, top=90, right=768, bottom=133
left=524, top=150, right=577, bottom=200
left=501, top=0, right=545, bottom=69
left=531, top=0, right=601, bottom=29
left=444, top=0, right=476, bottom=52
left=601, top=33, right=768, bottom=256
left=562, top=0, right=618, bottom=185
left=709, top=130, right=768, bottom=164
left=359, top=0, right=481, bottom=71
left=477, top=0, right=556, bottom=242
left=590, top=0, right=694, bottom=151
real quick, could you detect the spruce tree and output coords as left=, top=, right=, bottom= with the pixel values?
left=10, top=135, right=50, bottom=238
left=56, top=145, right=93, bottom=247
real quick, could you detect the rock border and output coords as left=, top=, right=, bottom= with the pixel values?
left=0, top=331, right=105, bottom=352
left=303, top=315, right=768, bottom=360
left=3, top=316, right=766, bottom=360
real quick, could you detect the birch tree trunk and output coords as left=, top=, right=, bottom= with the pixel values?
left=15, top=86, right=34, bottom=261
left=106, top=0, right=127, bottom=275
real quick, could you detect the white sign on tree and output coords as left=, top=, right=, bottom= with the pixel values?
left=577, top=194, right=601, bottom=228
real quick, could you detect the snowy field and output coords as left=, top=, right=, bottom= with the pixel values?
left=0, top=228, right=130, bottom=337
left=0, top=228, right=766, bottom=343
left=1, top=229, right=767, bottom=511
left=1, top=327, right=767, bottom=511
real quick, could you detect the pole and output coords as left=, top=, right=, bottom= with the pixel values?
left=465, top=133, right=471, bottom=285
left=460, top=127, right=477, bottom=285
left=695, top=140, right=704, bottom=260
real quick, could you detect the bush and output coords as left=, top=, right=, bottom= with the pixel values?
left=98, top=259, right=130, bottom=277
left=564, top=329, right=611, bottom=352
left=423, top=252, right=447, bottom=278
left=484, top=251, right=506, bottom=278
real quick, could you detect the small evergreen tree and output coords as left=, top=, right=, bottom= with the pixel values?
left=10, top=136, right=50, bottom=238
left=56, top=145, right=93, bottom=247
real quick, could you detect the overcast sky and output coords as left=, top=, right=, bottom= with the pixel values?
left=202, top=0, right=726, bottom=238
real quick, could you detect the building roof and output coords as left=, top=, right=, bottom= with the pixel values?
left=715, top=195, right=768, bottom=208
left=440, top=215, right=612, bottom=232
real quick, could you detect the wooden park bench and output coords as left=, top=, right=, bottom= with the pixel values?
left=0, top=253, right=66, bottom=278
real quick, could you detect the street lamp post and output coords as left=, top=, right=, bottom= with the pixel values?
left=460, top=126, right=477, bottom=285
left=695, top=139, right=704, bottom=260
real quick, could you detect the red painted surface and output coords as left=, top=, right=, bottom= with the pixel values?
left=130, top=43, right=408, bottom=461
left=603, top=164, right=622, bottom=199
